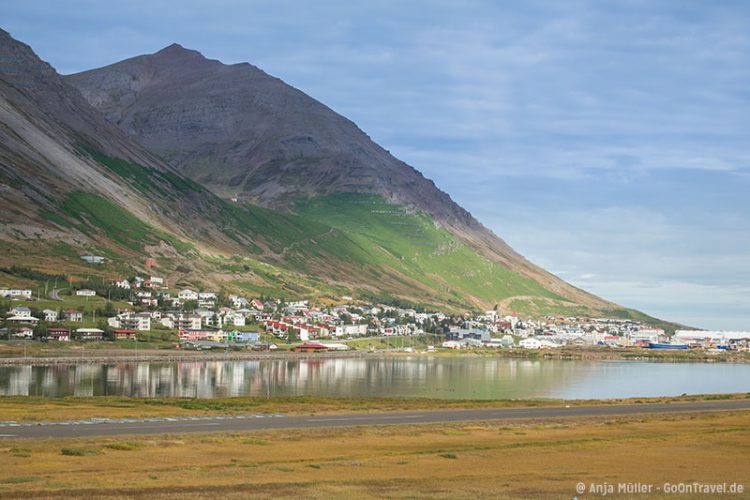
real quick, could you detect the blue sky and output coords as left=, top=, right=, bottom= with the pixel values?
left=2, top=0, right=749, bottom=329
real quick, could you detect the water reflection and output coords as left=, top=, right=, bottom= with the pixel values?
left=1, top=358, right=749, bottom=399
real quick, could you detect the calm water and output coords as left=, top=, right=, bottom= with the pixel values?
left=1, top=357, right=749, bottom=399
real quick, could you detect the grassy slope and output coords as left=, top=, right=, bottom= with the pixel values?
left=296, top=194, right=594, bottom=310
left=23, top=151, right=671, bottom=321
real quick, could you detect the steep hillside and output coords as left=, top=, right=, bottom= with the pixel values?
left=0, top=29, right=373, bottom=299
left=0, top=29, right=660, bottom=318
left=66, top=43, right=613, bottom=311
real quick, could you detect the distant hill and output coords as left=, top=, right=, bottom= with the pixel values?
left=0, top=29, right=670, bottom=325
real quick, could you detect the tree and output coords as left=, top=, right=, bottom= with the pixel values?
left=98, top=301, right=116, bottom=318
left=99, top=321, right=115, bottom=341
left=33, top=321, right=48, bottom=339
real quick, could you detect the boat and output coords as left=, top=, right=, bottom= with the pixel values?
left=648, top=342, right=689, bottom=350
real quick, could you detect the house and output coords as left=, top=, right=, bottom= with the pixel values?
left=228, top=294, right=248, bottom=308
left=629, top=328, right=664, bottom=343
left=76, top=289, right=96, bottom=297
left=114, top=279, right=131, bottom=289
left=5, top=289, right=32, bottom=299
left=250, top=299, right=264, bottom=310
left=12, top=326, right=34, bottom=339
left=179, top=329, right=217, bottom=342
left=47, top=328, right=70, bottom=342
left=64, top=310, right=83, bottom=322
left=235, top=331, right=260, bottom=343
left=132, top=312, right=152, bottom=331
left=160, top=317, right=175, bottom=329
left=80, top=255, right=105, bottom=264
left=113, top=329, right=138, bottom=340
left=519, top=337, right=561, bottom=349
left=446, top=328, right=492, bottom=344
left=178, top=289, right=199, bottom=301
left=118, top=312, right=151, bottom=331
left=76, top=328, right=104, bottom=341
left=42, top=309, right=59, bottom=322
left=178, top=314, right=202, bottom=330
left=9, top=306, right=32, bottom=317
left=519, top=337, right=543, bottom=349
left=224, top=313, right=246, bottom=327
left=6, top=314, right=39, bottom=325
left=496, top=334, right=515, bottom=347
left=333, top=324, right=368, bottom=337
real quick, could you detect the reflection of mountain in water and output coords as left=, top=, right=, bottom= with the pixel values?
left=1, top=359, right=749, bottom=399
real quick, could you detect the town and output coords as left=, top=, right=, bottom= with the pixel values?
left=2, top=272, right=748, bottom=353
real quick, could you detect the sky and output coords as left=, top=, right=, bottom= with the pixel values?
left=2, top=0, right=749, bottom=329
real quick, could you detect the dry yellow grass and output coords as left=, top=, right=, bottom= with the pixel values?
left=0, top=411, right=748, bottom=498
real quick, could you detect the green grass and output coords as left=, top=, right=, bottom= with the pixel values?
left=60, top=192, right=156, bottom=251
left=87, top=149, right=203, bottom=198
left=59, top=191, right=191, bottom=254
left=295, top=193, right=564, bottom=308
left=60, top=447, right=102, bottom=457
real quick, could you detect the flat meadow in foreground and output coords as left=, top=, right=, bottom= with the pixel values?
left=0, top=410, right=748, bottom=498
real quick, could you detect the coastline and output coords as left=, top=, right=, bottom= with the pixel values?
left=0, top=345, right=748, bottom=366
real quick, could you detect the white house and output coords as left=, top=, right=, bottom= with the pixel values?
left=76, top=328, right=104, bottom=341
left=131, top=313, right=151, bottom=331
left=178, top=289, right=199, bottom=301
left=114, top=279, right=131, bottom=289
left=9, top=306, right=31, bottom=317
left=76, top=289, right=96, bottom=297
left=224, top=313, right=246, bottom=327
left=177, top=314, right=202, bottom=330
left=333, top=324, right=368, bottom=337
left=80, top=255, right=105, bottom=264
left=6, top=315, right=38, bottom=325
left=519, top=337, right=543, bottom=349
left=65, top=310, right=83, bottom=322
left=5, top=289, right=32, bottom=299
left=228, top=294, right=248, bottom=308
left=116, top=312, right=151, bottom=331
left=630, top=328, right=664, bottom=342
left=42, top=309, right=58, bottom=322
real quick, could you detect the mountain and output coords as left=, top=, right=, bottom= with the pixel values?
left=65, top=43, right=624, bottom=314
left=0, top=29, right=392, bottom=298
left=0, top=29, right=661, bottom=322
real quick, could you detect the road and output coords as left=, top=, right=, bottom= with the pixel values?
left=1, top=399, right=748, bottom=440
left=48, top=287, right=66, bottom=301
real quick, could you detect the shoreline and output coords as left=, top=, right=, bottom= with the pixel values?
left=0, top=346, right=748, bottom=366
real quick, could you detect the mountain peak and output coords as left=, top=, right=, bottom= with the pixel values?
left=153, top=43, right=205, bottom=61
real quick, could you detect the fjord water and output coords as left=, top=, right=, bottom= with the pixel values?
left=2, top=358, right=749, bottom=399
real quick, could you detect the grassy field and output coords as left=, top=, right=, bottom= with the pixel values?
left=0, top=393, right=746, bottom=423
left=0, top=409, right=747, bottom=498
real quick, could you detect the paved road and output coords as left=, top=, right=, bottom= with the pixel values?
left=1, top=399, right=748, bottom=440
left=48, top=287, right=66, bottom=301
